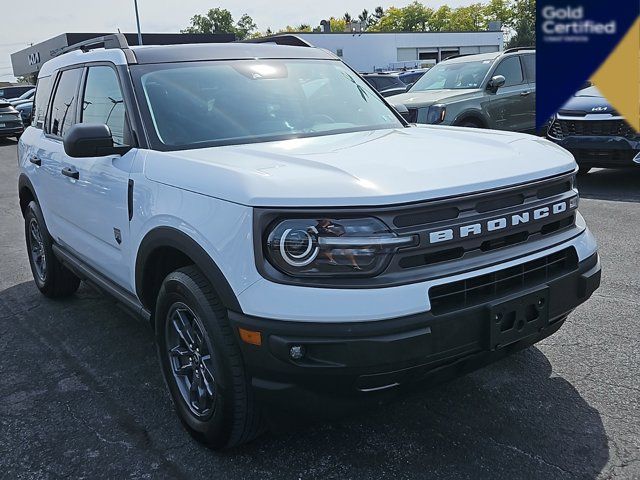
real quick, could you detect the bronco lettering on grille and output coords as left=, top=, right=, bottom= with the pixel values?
left=427, top=199, right=572, bottom=244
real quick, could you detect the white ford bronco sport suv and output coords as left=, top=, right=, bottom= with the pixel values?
left=18, top=34, right=601, bottom=449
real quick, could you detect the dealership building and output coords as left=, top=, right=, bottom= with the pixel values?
left=10, top=32, right=235, bottom=80
left=295, top=30, right=504, bottom=72
left=11, top=29, right=503, bottom=80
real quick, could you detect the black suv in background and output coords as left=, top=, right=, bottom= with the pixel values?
left=361, top=73, right=408, bottom=97
left=0, top=99, right=23, bottom=139
left=547, top=85, right=640, bottom=174
left=0, top=85, right=35, bottom=100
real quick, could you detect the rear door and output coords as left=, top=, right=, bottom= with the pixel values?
left=486, top=56, right=532, bottom=132
left=36, top=67, right=83, bottom=241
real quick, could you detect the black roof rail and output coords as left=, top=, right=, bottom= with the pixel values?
left=441, top=53, right=474, bottom=61
left=503, top=46, right=535, bottom=54
left=58, top=33, right=137, bottom=64
left=243, top=34, right=314, bottom=48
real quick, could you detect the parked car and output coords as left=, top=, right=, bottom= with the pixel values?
left=361, top=72, right=408, bottom=97
left=16, top=102, right=33, bottom=125
left=8, top=88, right=36, bottom=107
left=18, top=34, right=600, bottom=449
left=0, top=84, right=35, bottom=100
left=397, top=68, right=429, bottom=88
left=547, top=85, right=640, bottom=175
left=0, top=99, right=24, bottom=139
left=390, top=48, right=536, bottom=133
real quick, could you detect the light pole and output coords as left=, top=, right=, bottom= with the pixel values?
left=133, top=0, right=143, bottom=45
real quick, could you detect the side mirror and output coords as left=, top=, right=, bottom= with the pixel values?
left=487, top=75, right=506, bottom=92
left=63, top=123, right=130, bottom=158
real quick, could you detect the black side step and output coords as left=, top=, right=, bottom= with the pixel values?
left=52, top=244, right=151, bottom=323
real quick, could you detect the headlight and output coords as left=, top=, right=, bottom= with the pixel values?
left=426, top=104, right=446, bottom=124
left=265, top=217, right=416, bottom=277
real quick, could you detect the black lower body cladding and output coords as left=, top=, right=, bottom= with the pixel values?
left=229, top=252, right=601, bottom=415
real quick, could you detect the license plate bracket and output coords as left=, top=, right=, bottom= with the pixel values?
left=487, top=287, right=549, bottom=350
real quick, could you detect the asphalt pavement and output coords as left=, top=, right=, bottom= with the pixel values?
left=0, top=138, right=638, bottom=479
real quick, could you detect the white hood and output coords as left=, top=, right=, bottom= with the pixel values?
left=143, top=126, right=576, bottom=207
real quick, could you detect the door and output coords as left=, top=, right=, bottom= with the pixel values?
left=521, top=53, right=537, bottom=133
left=37, top=67, right=84, bottom=241
left=485, top=56, right=532, bottom=132
left=57, top=64, right=136, bottom=289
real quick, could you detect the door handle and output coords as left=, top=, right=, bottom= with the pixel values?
left=29, top=155, right=41, bottom=166
left=61, top=167, right=79, bottom=180
left=520, top=91, right=531, bottom=96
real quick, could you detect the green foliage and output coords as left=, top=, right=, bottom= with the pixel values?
left=182, top=1, right=536, bottom=45
left=181, top=8, right=257, bottom=40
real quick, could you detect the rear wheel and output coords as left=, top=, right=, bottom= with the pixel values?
left=155, top=266, right=263, bottom=449
left=24, top=201, right=80, bottom=298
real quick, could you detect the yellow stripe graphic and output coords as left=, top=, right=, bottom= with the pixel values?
left=591, top=17, right=640, bottom=131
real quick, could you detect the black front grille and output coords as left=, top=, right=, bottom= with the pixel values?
left=550, top=119, right=637, bottom=139
left=429, top=248, right=578, bottom=315
left=570, top=149, right=637, bottom=163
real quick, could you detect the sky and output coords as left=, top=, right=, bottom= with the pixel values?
left=0, top=0, right=477, bottom=81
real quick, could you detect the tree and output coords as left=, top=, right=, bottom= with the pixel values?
left=507, top=0, right=535, bottom=47
left=329, top=16, right=347, bottom=32
left=343, top=12, right=352, bottom=24
left=429, top=5, right=452, bottom=31
left=181, top=8, right=257, bottom=40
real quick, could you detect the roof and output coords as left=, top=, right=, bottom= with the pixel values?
left=38, top=41, right=337, bottom=78
left=130, top=42, right=335, bottom=64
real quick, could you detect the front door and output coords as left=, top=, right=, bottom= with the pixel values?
left=52, top=65, right=136, bottom=290
left=486, top=56, right=532, bottom=132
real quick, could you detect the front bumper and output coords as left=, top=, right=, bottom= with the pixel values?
left=230, top=252, right=601, bottom=414
left=548, top=134, right=640, bottom=168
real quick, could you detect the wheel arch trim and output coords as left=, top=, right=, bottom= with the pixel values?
left=452, top=109, right=488, bottom=128
left=135, top=226, right=242, bottom=313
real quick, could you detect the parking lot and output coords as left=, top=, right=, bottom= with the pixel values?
left=0, top=138, right=638, bottom=479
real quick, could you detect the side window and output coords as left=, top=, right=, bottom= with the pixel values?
left=32, top=76, right=53, bottom=129
left=522, top=55, right=536, bottom=83
left=81, top=66, right=128, bottom=145
left=493, top=57, right=524, bottom=87
left=48, top=68, right=82, bottom=137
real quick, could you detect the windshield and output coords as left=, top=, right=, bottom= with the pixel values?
left=134, top=59, right=403, bottom=149
left=409, top=59, right=493, bottom=92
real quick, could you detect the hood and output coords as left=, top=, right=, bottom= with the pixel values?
left=143, top=127, right=575, bottom=207
left=388, top=89, right=478, bottom=108
left=559, top=86, right=614, bottom=115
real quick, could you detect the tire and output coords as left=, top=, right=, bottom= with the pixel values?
left=578, top=165, right=592, bottom=175
left=457, top=119, right=483, bottom=129
left=155, top=266, right=263, bottom=449
left=24, top=200, right=80, bottom=298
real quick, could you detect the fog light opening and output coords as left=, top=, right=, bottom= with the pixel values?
left=289, top=345, right=306, bottom=360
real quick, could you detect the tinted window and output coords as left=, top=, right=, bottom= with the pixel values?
left=32, top=76, right=53, bottom=129
left=49, top=69, right=82, bottom=137
left=522, top=54, right=536, bottom=83
left=493, top=57, right=524, bottom=87
left=136, top=59, right=401, bottom=149
left=81, top=66, right=127, bottom=145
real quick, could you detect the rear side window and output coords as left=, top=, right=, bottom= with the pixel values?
left=32, top=76, right=53, bottom=129
left=81, top=66, right=128, bottom=145
left=48, top=68, right=82, bottom=137
left=521, top=55, right=536, bottom=83
left=493, top=56, right=524, bottom=87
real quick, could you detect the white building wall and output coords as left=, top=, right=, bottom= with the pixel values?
left=296, top=32, right=504, bottom=72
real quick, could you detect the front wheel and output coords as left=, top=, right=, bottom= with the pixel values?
left=24, top=201, right=80, bottom=298
left=155, top=266, right=263, bottom=449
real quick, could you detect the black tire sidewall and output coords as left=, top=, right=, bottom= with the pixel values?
left=25, top=201, right=52, bottom=290
left=155, top=270, right=235, bottom=448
